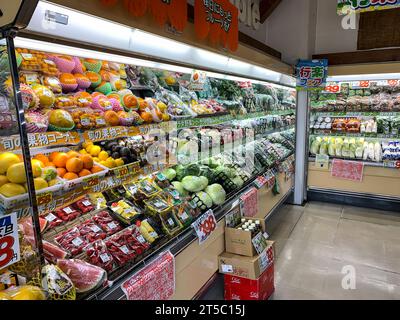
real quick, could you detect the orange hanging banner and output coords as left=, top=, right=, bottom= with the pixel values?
left=148, top=0, right=187, bottom=32
left=123, top=0, right=148, bottom=17
left=194, top=0, right=238, bottom=52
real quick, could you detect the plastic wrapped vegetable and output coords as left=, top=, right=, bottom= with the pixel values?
left=310, top=138, right=321, bottom=155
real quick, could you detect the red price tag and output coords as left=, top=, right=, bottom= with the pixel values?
left=325, top=85, right=340, bottom=93
left=36, top=192, right=52, bottom=206
left=118, top=166, right=129, bottom=178
left=83, top=176, right=99, bottom=190
left=0, top=213, right=20, bottom=269
left=388, top=80, right=398, bottom=86
left=192, top=210, right=217, bottom=244
left=360, top=81, right=370, bottom=88
left=0, top=235, right=15, bottom=269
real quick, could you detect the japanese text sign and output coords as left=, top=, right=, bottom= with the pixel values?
left=191, top=209, right=217, bottom=244
left=331, top=159, right=364, bottom=182
left=195, top=0, right=239, bottom=51
left=240, top=187, right=258, bottom=217
left=337, top=0, right=400, bottom=15
left=296, top=59, right=328, bottom=91
left=122, top=251, right=175, bottom=300
left=0, top=213, right=20, bottom=270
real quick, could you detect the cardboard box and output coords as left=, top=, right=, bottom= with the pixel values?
left=218, top=241, right=274, bottom=280
left=224, top=262, right=275, bottom=300
left=225, top=219, right=266, bottom=257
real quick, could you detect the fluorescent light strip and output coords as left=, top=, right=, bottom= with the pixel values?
left=14, top=37, right=295, bottom=92
left=328, top=73, right=400, bottom=82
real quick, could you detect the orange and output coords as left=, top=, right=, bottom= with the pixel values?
left=49, top=151, right=60, bottom=162
left=57, top=167, right=67, bottom=178
left=63, top=172, right=78, bottom=180
left=66, top=150, right=80, bottom=159
left=47, top=162, right=55, bottom=167
left=53, top=153, right=68, bottom=168
left=66, top=157, right=83, bottom=173
left=140, top=111, right=153, bottom=123
left=34, top=154, right=49, bottom=166
left=80, top=154, right=94, bottom=170
left=104, top=110, right=120, bottom=126
left=91, top=166, right=104, bottom=174
left=78, top=169, right=92, bottom=177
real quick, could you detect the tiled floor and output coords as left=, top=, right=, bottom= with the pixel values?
left=200, top=201, right=400, bottom=300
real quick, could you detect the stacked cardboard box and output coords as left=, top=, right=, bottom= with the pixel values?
left=219, top=220, right=275, bottom=300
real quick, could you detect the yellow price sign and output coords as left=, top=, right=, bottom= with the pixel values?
left=36, top=192, right=52, bottom=206
left=83, top=176, right=100, bottom=190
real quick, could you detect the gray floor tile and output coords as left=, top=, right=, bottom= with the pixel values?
left=342, top=205, right=400, bottom=226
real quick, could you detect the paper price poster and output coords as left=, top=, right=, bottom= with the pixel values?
left=0, top=213, right=20, bottom=270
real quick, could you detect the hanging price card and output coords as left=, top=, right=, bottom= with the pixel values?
left=0, top=213, right=20, bottom=270
left=191, top=209, right=217, bottom=244
left=36, top=192, right=53, bottom=206
left=83, top=176, right=100, bottom=190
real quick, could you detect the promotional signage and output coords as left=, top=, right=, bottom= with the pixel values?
left=195, top=0, right=239, bottom=51
left=231, top=0, right=261, bottom=30
left=121, top=251, right=175, bottom=300
left=240, top=187, right=258, bottom=217
left=315, top=154, right=330, bottom=170
left=99, top=0, right=187, bottom=31
left=331, top=159, right=364, bottom=182
left=296, top=59, right=328, bottom=91
left=188, top=70, right=208, bottom=91
left=191, top=209, right=217, bottom=244
left=337, top=0, right=400, bottom=15
left=0, top=213, right=20, bottom=270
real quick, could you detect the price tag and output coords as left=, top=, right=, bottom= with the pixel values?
left=0, top=213, right=20, bottom=269
left=120, top=245, right=130, bottom=254
left=82, top=200, right=92, bottom=207
left=100, top=253, right=111, bottom=263
left=107, top=222, right=117, bottom=230
left=315, top=154, right=329, bottom=170
left=90, top=225, right=102, bottom=233
left=45, top=213, right=57, bottom=222
left=63, top=207, right=73, bottom=214
left=83, top=176, right=99, bottom=190
left=167, top=218, right=175, bottom=226
left=37, top=192, right=52, bottom=206
left=221, top=264, right=233, bottom=273
left=21, top=53, right=33, bottom=60
left=191, top=209, right=217, bottom=244
left=43, top=59, right=55, bottom=66
left=136, top=235, right=146, bottom=244
left=72, top=237, right=83, bottom=247
left=117, top=165, right=129, bottom=178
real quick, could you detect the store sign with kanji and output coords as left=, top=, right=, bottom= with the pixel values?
left=121, top=251, right=175, bottom=300
left=191, top=209, right=217, bottom=244
left=296, top=59, right=328, bottom=91
left=0, top=213, right=20, bottom=270
left=99, top=0, right=187, bottom=31
left=331, top=159, right=364, bottom=182
left=337, top=0, right=400, bottom=15
left=195, top=0, right=239, bottom=51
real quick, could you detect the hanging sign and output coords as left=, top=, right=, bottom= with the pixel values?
left=337, top=0, right=400, bottom=15
left=0, top=213, right=20, bottom=270
left=100, top=1, right=187, bottom=31
left=240, top=187, right=258, bottom=217
left=194, top=0, right=239, bottom=51
left=191, top=209, right=217, bottom=244
left=296, top=59, right=328, bottom=91
left=121, top=251, right=175, bottom=300
left=188, top=70, right=207, bottom=91
left=331, top=159, right=364, bottom=182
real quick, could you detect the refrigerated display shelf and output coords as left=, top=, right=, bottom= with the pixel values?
left=308, top=156, right=400, bottom=168
left=310, top=132, right=400, bottom=139
left=85, top=153, right=294, bottom=300
left=311, top=112, right=400, bottom=117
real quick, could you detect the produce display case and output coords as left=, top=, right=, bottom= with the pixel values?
left=0, top=1, right=297, bottom=300
left=308, top=77, right=400, bottom=205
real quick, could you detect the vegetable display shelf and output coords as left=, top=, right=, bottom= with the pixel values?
left=85, top=152, right=294, bottom=300
left=311, top=111, right=400, bottom=117
left=308, top=156, right=400, bottom=169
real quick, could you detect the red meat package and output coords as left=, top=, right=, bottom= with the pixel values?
left=73, top=197, right=95, bottom=213
left=105, top=228, right=146, bottom=265
left=42, top=212, right=63, bottom=229
left=78, top=219, right=107, bottom=243
left=55, top=227, right=88, bottom=256
left=85, top=240, right=115, bottom=273
left=93, top=210, right=123, bottom=236
left=55, top=205, right=81, bottom=222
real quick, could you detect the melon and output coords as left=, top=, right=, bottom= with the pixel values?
left=42, top=240, right=69, bottom=264
left=56, top=259, right=106, bottom=293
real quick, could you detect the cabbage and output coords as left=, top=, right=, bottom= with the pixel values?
left=175, top=164, right=186, bottom=181
left=215, top=165, right=236, bottom=178
left=328, top=144, right=336, bottom=156
left=172, top=181, right=188, bottom=196
left=310, top=140, right=321, bottom=155
left=232, top=176, right=244, bottom=188
left=182, top=176, right=209, bottom=192
left=198, top=165, right=215, bottom=182
left=162, top=168, right=176, bottom=181
left=205, top=184, right=226, bottom=205
left=355, top=146, right=364, bottom=159
left=319, top=142, right=328, bottom=155
left=194, top=191, right=213, bottom=208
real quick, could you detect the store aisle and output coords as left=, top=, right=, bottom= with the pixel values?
left=200, top=201, right=400, bottom=300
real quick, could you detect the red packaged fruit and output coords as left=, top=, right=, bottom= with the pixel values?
left=85, top=240, right=115, bottom=272
left=92, top=210, right=123, bottom=236
left=54, top=227, right=88, bottom=256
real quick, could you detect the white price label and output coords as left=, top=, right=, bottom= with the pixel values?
left=107, top=222, right=117, bottom=230
left=21, top=53, right=33, bottom=60
left=100, top=253, right=111, bottom=263
left=90, top=225, right=102, bottom=233
left=120, top=245, right=130, bottom=254
left=45, top=213, right=57, bottom=222
left=82, top=200, right=92, bottom=207
left=167, top=218, right=175, bottom=226
left=63, top=207, right=73, bottom=214
left=72, top=237, right=83, bottom=247
left=44, top=59, right=55, bottom=66
left=221, top=264, right=233, bottom=273
left=136, top=235, right=146, bottom=244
